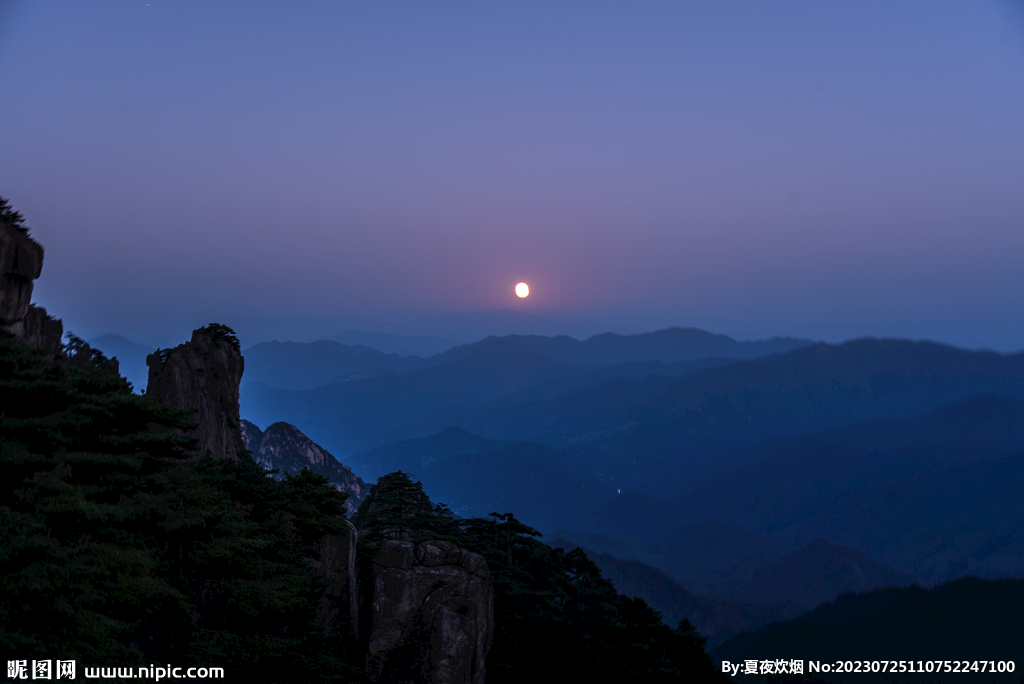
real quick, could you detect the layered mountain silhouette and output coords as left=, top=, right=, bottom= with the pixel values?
left=320, top=330, right=460, bottom=357
left=242, top=339, right=425, bottom=391
left=550, top=539, right=789, bottom=647
left=237, top=326, right=1024, bottom=655
left=552, top=536, right=912, bottom=648
left=240, top=327, right=812, bottom=454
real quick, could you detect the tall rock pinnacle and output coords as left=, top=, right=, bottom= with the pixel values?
left=146, top=324, right=246, bottom=460
left=1, top=213, right=63, bottom=357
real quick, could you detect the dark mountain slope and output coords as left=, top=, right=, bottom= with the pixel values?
left=773, top=447, right=1024, bottom=584
left=345, top=426, right=513, bottom=482
left=550, top=540, right=789, bottom=648
left=717, top=539, right=915, bottom=611
left=712, top=576, right=1024, bottom=682
left=408, top=442, right=615, bottom=530
left=484, top=339, right=1024, bottom=495
left=560, top=490, right=682, bottom=540
left=551, top=521, right=782, bottom=595
left=671, top=394, right=1024, bottom=535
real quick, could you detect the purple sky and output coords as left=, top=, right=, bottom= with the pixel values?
left=2, top=1, right=1024, bottom=349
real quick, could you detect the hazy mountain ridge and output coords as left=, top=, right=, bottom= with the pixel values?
left=240, top=337, right=592, bottom=454
left=320, top=330, right=460, bottom=357
left=668, top=394, right=1024, bottom=535
left=241, top=339, right=428, bottom=391
left=498, top=327, right=811, bottom=365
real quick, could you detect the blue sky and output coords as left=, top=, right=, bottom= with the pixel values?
left=2, top=1, right=1023, bottom=349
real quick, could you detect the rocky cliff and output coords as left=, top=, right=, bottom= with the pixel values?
left=1, top=214, right=63, bottom=357
left=312, top=524, right=361, bottom=640
left=367, top=540, right=493, bottom=684
left=146, top=324, right=246, bottom=460
left=353, top=472, right=495, bottom=684
left=0, top=213, right=43, bottom=325
left=241, top=419, right=370, bottom=513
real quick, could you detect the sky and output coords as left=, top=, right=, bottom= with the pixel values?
left=2, top=1, right=1024, bottom=350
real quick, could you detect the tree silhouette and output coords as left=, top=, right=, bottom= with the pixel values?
left=0, top=195, right=30, bottom=235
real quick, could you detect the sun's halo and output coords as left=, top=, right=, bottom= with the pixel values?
left=515, top=282, right=530, bottom=298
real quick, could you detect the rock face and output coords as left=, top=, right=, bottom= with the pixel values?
left=367, top=540, right=493, bottom=684
left=17, top=304, right=64, bottom=359
left=0, top=219, right=44, bottom=327
left=241, top=419, right=370, bottom=513
left=0, top=220, right=63, bottom=357
left=146, top=325, right=246, bottom=460
left=312, top=524, right=360, bottom=639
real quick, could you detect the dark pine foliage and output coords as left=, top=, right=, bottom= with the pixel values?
left=0, top=331, right=363, bottom=682
left=0, top=195, right=30, bottom=235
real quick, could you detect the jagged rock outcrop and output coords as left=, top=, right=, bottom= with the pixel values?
left=0, top=217, right=44, bottom=326
left=311, top=523, right=360, bottom=639
left=18, top=304, right=64, bottom=359
left=241, top=419, right=370, bottom=513
left=1, top=218, right=63, bottom=357
left=367, top=540, right=493, bottom=684
left=146, top=325, right=246, bottom=460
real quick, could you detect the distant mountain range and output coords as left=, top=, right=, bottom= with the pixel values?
left=243, top=337, right=1024, bottom=492
left=495, top=328, right=808, bottom=365
left=394, top=309, right=611, bottom=342
left=319, top=330, right=460, bottom=357
left=239, top=327, right=816, bottom=454
left=257, top=336, right=1024, bottom=604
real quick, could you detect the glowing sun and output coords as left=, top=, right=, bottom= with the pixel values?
left=515, top=282, right=530, bottom=298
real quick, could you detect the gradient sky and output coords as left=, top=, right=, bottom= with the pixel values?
left=2, top=1, right=1023, bottom=349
